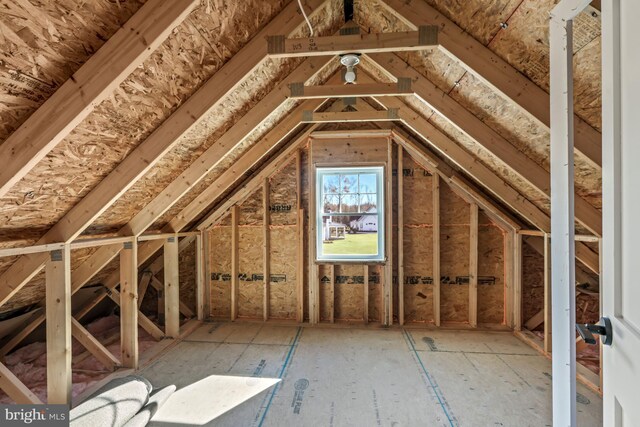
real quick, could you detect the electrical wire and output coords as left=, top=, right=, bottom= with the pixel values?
left=298, top=0, right=314, bottom=37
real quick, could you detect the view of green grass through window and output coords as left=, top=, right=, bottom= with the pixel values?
left=316, top=167, right=384, bottom=261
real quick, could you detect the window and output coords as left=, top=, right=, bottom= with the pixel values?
left=316, top=166, right=384, bottom=261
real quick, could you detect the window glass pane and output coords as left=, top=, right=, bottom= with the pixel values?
left=340, top=194, right=358, bottom=213
left=320, top=215, right=378, bottom=256
left=340, top=174, right=358, bottom=193
left=323, top=194, right=339, bottom=213
left=359, top=193, right=377, bottom=213
left=323, top=174, right=340, bottom=194
left=358, top=173, right=377, bottom=193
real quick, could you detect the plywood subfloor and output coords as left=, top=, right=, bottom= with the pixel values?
left=139, top=323, right=601, bottom=426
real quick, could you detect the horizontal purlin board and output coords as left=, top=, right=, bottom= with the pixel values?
left=267, top=26, right=438, bottom=58
left=0, top=0, right=199, bottom=199
left=289, top=81, right=412, bottom=99
left=301, top=109, right=400, bottom=123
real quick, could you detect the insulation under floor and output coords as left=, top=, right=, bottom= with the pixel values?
left=138, top=322, right=602, bottom=426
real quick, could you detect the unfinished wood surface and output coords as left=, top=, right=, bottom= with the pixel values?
left=0, top=0, right=198, bottom=199
left=137, top=272, right=152, bottom=309
left=312, top=137, right=389, bottom=164
left=302, top=110, right=400, bottom=124
left=368, top=53, right=602, bottom=237
left=377, top=0, right=602, bottom=168
left=296, top=149, right=304, bottom=322
left=514, top=232, right=523, bottom=331
left=196, top=234, right=205, bottom=320
left=329, top=265, right=335, bottom=323
left=308, top=144, right=319, bottom=324
left=231, top=206, right=239, bottom=321
left=521, top=237, right=545, bottom=329
left=269, top=227, right=297, bottom=320
left=209, top=225, right=231, bottom=319
left=268, top=27, right=438, bottom=58
left=397, top=146, right=405, bottom=325
left=0, top=362, right=42, bottom=404
left=164, top=237, right=180, bottom=338
left=469, top=204, right=478, bottom=327
left=46, top=246, right=72, bottom=404
left=433, top=173, right=441, bottom=326
left=477, top=212, right=506, bottom=324
left=263, top=179, right=271, bottom=321
left=70, top=318, right=119, bottom=370
left=0, top=54, right=335, bottom=319
left=119, top=242, right=138, bottom=369
left=385, top=139, right=393, bottom=325
left=290, top=82, right=413, bottom=99
left=363, top=265, right=370, bottom=323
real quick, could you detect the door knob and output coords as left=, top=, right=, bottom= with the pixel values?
left=576, top=317, right=613, bottom=346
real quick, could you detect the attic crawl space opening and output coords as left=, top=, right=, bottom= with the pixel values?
left=0, top=0, right=607, bottom=425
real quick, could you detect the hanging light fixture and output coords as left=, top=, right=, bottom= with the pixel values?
left=340, top=54, right=360, bottom=84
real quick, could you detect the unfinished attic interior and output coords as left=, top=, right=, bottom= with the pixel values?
left=0, top=0, right=628, bottom=424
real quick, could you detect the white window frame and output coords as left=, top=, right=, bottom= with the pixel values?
left=315, top=166, right=385, bottom=262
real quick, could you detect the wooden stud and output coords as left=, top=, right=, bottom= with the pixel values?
left=163, top=236, right=180, bottom=338
left=231, top=206, right=239, bottom=321
left=469, top=203, right=479, bottom=327
left=268, top=27, right=438, bottom=58
left=0, top=362, right=42, bottom=404
left=329, top=265, right=335, bottom=323
left=363, top=265, right=369, bottom=324
left=385, top=138, right=394, bottom=325
left=46, top=246, right=72, bottom=404
left=195, top=233, right=205, bottom=320
left=296, top=150, right=304, bottom=323
left=398, top=146, right=405, bottom=326
left=432, top=173, right=441, bottom=326
left=263, top=178, right=271, bottom=322
left=544, top=233, right=552, bottom=353
left=0, top=0, right=198, bottom=200
left=71, top=318, right=119, bottom=370
left=504, top=231, right=515, bottom=329
left=203, top=232, right=212, bottom=320
left=119, top=241, right=138, bottom=369
left=308, top=142, right=319, bottom=324
left=513, top=232, right=523, bottom=331
left=297, top=209, right=305, bottom=323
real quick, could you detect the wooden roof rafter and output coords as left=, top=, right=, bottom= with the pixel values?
left=63, top=95, right=352, bottom=336
left=0, top=1, right=337, bottom=308
left=0, top=72, right=346, bottom=355
left=377, top=0, right=602, bottom=169
left=365, top=52, right=602, bottom=237
left=0, top=0, right=199, bottom=200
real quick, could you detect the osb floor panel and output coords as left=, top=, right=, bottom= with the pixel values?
left=139, top=323, right=602, bottom=426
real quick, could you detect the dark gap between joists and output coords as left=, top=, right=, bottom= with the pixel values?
left=344, top=0, right=354, bottom=22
